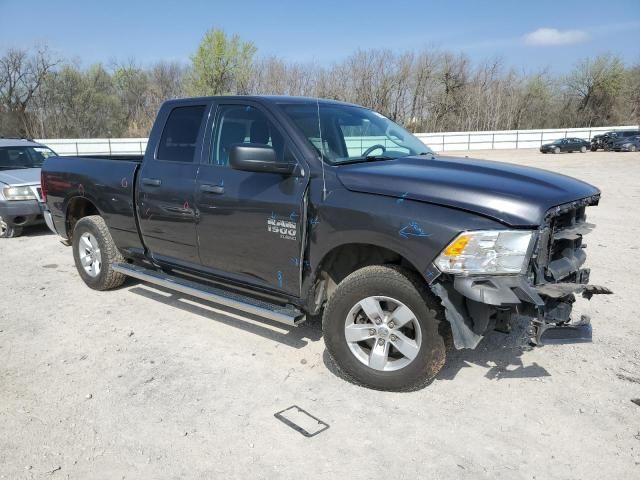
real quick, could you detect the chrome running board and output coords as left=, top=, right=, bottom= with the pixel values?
left=112, top=263, right=305, bottom=326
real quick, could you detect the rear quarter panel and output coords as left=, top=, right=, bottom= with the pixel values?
left=43, top=156, right=142, bottom=252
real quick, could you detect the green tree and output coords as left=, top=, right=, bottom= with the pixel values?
left=566, top=54, right=626, bottom=125
left=187, top=28, right=256, bottom=96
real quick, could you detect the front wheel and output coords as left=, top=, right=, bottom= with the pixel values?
left=0, top=216, right=22, bottom=238
left=630, top=145, right=638, bottom=152
left=554, top=147, right=560, bottom=154
left=580, top=146, right=587, bottom=153
left=323, top=265, right=447, bottom=391
left=72, top=215, right=126, bottom=290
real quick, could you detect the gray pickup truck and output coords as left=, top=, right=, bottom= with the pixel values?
left=42, top=96, right=613, bottom=391
left=0, top=139, right=56, bottom=238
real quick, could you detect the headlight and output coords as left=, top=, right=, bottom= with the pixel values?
left=2, top=185, right=37, bottom=201
left=435, top=230, right=535, bottom=275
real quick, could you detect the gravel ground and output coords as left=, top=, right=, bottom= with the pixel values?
left=1, top=149, right=639, bottom=479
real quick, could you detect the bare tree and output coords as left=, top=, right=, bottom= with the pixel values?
left=0, top=46, right=58, bottom=137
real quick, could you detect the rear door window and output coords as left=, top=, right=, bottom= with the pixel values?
left=157, top=105, right=207, bottom=163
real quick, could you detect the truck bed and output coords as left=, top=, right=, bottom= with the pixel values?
left=42, top=155, right=142, bottom=251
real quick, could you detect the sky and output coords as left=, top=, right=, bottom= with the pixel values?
left=0, top=0, right=638, bottom=72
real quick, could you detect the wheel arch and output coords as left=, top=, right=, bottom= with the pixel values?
left=64, top=196, right=101, bottom=241
left=310, top=242, right=426, bottom=308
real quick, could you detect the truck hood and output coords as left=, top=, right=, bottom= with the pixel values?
left=336, top=156, right=599, bottom=226
left=0, top=168, right=41, bottom=186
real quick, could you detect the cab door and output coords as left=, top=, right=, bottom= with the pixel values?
left=136, top=103, right=209, bottom=266
left=194, top=102, right=308, bottom=296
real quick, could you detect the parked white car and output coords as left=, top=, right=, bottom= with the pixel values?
left=0, top=138, right=57, bottom=238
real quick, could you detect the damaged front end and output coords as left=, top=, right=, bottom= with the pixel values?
left=430, top=195, right=612, bottom=349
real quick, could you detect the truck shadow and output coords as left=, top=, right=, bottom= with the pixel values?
left=15, top=224, right=54, bottom=238
left=127, top=283, right=323, bottom=349
left=127, top=281, right=549, bottom=385
left=438, top=317, right=551, bottom=382
left=322, top=317, right=550, bottom=390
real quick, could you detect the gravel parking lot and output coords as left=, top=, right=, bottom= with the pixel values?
left=1, top=149, right=639, bottom=479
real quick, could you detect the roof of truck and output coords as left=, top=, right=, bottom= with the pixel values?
left=162, top=95, right=361, bottom=108
left=0, top=138, right=45, bottom=148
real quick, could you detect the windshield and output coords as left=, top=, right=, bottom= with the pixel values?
left=0, top=146, right=56, bottom=171
left=279, top=103, right=433, bottom=164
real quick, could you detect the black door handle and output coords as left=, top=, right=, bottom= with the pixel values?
left=200, top=184, right=225, bottom=194
left=142, top=178, right=162, bottom=186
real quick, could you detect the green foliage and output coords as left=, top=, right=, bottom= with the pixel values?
left=1, top=40, right=637, bottom=138
left=186, top=28, right=256, bottom=96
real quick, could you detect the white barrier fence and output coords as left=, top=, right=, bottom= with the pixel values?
left=415, top=125, right=639, bottom=152
left=37, top=125, right=639, bottom=156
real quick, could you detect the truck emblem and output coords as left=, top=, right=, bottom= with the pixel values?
left=268, top=216, right=297, bottom=241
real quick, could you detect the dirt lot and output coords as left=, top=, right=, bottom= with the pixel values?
left=1, top=149, right=639, bottom=479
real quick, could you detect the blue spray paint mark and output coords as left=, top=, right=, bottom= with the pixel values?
left=399, top=222, right=431, bottom=239
left=291, top=258, right=310, bottom=269
left=277, top=271, right=283, bottom=288
left=310, top=216, right=320, bottom=227
left=289, top=211, right=299, bottom=221
left=270, top=211, right=277, bottom=220
left=396, top=192, right=409, bottom=204
left=220, top=178, right=224, bottom=187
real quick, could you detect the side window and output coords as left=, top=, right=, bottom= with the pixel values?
left=157, top=105, right=207, bottom=163
left=212, top=105, right=286, bottom=167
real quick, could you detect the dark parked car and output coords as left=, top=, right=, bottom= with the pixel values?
left=610, top=135, right=640, bottom=152
left=0, top=138, right=56, bottom=238
left=591, top=130, right=640, bottom=151
left=540, top=137, right=590, bottom=154
left=41, top=96, right=612, bottom=391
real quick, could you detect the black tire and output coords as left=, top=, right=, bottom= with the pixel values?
left=322, top=265, right=447, bottom=391
left=590, top=146, right=597, bottom=151
left=0, top=216, right=22, bottom=238
left=72, top=215, right=126, bottom=291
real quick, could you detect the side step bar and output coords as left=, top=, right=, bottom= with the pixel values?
left=112, top=263, right=305, bottom=326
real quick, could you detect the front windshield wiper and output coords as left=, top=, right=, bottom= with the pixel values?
left=336, top=155, right=397, bottom=165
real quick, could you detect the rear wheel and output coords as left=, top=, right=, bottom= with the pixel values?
left=323, top=265, right=447, bottom=391
left=0, top=216, right=22, bottom=238
left=554, top=147, right=560, bottom=154
left=72, top=215, right=126, bottom=290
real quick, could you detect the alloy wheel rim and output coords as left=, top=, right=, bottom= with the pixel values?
left=78, top=232, right=102, bottom=277
left=344, top=296, right=422, bottom=372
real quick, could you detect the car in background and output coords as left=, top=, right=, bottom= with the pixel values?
left=591, top=129, right=640, bottom=151
left=540, top=137, right=590, bottom=154
left=610, top=135, right=640, bottom=152
left=0, top=138, right=57, bottom=238
left=590, top=131, right=613, bottom=151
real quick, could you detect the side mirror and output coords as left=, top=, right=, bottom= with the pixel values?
left=229, top=144, right=295, bottom=175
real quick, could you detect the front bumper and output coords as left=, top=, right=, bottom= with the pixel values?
left=0, top=199, right=45, bottom=227
left=431, top=196, right=612, bottom=349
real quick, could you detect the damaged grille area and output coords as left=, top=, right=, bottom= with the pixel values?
left=531, top=195, right=601, bottom=286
